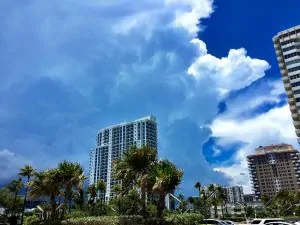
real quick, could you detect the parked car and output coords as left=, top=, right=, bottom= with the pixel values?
left=204, top=219, right=228, bottom=225
left=224, top=220, right=236, bottom=225
left=251, top=218, right=285, bottom=225
left=294, top=222, right=300, bottom=225
left=265, top=222, right=294, bottom=225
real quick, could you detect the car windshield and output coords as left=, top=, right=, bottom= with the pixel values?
left=252, top=220, right=262, bottom=224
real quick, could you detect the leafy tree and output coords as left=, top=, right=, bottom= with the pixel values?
left=87, top=184, right=97, bottom=204
left=216, top=185, right=227, bottom=218
left=151, top=159, right=183, bottom=217
left=194, top=181, right=201, bottom=211
left=208, top=184, right=218, bottom=218
left=58, top=161, right=86, bottom=213
left=245, top=206, right=255, bottom=218
left=19, top=165, right=36, bottom=225
left=0, top=187, right=22, bottom=216
left=8, top=178, right=23, bottom=216
left=29, top=169, right=62, bottom=221
left=114, top=145, right=157, bottom=217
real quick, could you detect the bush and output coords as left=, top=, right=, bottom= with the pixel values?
left=62, top=216, right=144, bottom=225
left=164, top=213, right=204, bottom=225
left=24, top=214, right=40, bottom=225
left=64, top=210, right=89, bottom=219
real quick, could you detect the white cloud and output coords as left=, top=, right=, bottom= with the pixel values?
left=166, top=0, right=214, bottom=34
left=188, top=48, right=270, bottom=93
left=0, top=149, right=29, bottom=181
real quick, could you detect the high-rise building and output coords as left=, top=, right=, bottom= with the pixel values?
left=89, top=115, right=157, bottom=201
left=247, top=144, right=300, bottom=199
left=223, top=186, right=244, bottom=203
left=273, top=25, right=300, bottom=143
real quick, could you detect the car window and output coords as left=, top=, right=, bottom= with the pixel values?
left=252, top=220, right=262, bottom=224
left=265, top=220, right=284, bottom=224
left=205, top=220, right=218, bottom=224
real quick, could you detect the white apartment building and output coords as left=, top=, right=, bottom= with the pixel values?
left=89, top=115, right=157, bottom=201
left=223, top=186, right=244, bottom=203
left=273, top=25, right=300, bottom=143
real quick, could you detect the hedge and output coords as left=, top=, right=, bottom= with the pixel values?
left=164, top=213, right=204, bottom=225
left=61, top=213, right=204, bottom=225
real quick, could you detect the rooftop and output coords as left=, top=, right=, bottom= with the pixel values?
left=247, top=143, right=297, bottom=157
left=98, top=115, right=156, bottom=132
left=273, top=24, right=300, bottom=41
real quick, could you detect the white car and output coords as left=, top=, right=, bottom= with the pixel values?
left=204, top=219, right=228, bottom=225
left=251, top=219, right=285, bottom=225
left=294, top=222, right=300, bottom=225
left=265, top=222, right=294, bottom=225
left=224, top=220, right=236, bottom=225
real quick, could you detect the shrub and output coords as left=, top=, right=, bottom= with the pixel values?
left=164, top=213, right=204, bottom=225
left=24, top=214, right=40, bottom=225
left=64, top=210, right=89, bottom=219
left=62, top=216, right=120, bottom=225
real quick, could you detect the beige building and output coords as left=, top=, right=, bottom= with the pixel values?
left=247, top=144, right=300, bottom=199
left=273, top=25, right=300, bottom=143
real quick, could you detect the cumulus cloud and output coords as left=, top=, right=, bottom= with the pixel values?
left=0, top=0, right=272, bottom=194
left=188, top=48, right=270, bottom=94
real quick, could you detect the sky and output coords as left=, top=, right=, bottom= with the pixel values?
left=0, top=0, right=299, bottom=195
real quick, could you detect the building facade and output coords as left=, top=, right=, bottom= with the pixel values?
left=273, top=25, right=300, bottom=143
left=247, top=144, right=300, bottom=199
left=89, top=115, right=157, bottom=201
left=244, top=194, right=256, bottom=203
left=223, top=186, right=244, bottom=203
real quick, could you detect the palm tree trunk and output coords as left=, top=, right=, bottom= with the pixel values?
left=141, top=189, right=147, bottom=218
left=157, top=194, right=165, bottom=218
left=68, top=198, right=72, bottom=213
left=20, top=178, right=29, bottom=225
left=50, top=194, right=56, bottom=221
left=12, top=191, right=18, bottom=216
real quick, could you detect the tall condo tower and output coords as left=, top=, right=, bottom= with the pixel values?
left=273, top=25, right=300, bottom=143
left=89, top=115, right=157, bottom=201
left=247, top=144, right=300, bottom=200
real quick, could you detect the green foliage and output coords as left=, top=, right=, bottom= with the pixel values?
left=64, top=210, right=89, bottom=219
left=24, top=214, right=40, bottom=225
left=164, top=213, right=204, bottom=225
left=62, top=216, right=144, bottom=225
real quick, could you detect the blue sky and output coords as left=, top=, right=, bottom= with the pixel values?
left=0, top=0, right=299, bottom=195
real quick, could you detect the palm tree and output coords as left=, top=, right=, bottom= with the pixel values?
left=96, top=180, right=106, bottom=215
left=151, top=159, right=183, bottom=217
left=30, top=169, right=62, bottom=221
left=216, top=185, right=226, bottom=218
left=87, top=184, right=97, bottom=204
left=58, top=161, right=86, bottom=213
left=113, top=185, right=122, bottom=214
left=208, top=184, right=218, bottom=218
left=194, top=181, right=201, bottom=211
left=114, top=145, right=157, bottom=217
left=200, top=188, right=209, bottom=218
left=8, top=178, right=22, bottom=216
left=19, top=165, right=36, bottom=225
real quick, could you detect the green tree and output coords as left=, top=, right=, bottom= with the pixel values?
left=0, top=187, right=22, bottom=216
left=114, top=145, right=157, bottom=217
left=8, top=178, right=23, bottom=216
left=245, top=206, right=255, bottom=218
left=87, top=184, right=97, bottom=204
left=151, top=159, right=183, bottom=217
left=58, top=161, right=86, bottom=213
left=19, top=165, right=36, bottom=225
left=194, top=181, right=201, bottom=211
left=96, top=179, right=106, bottom=215
left=216, top=185, right=227, bottom=218
left=29, top=169, right=62, bottom=221
left=208, top=184, right=218, bottom=218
